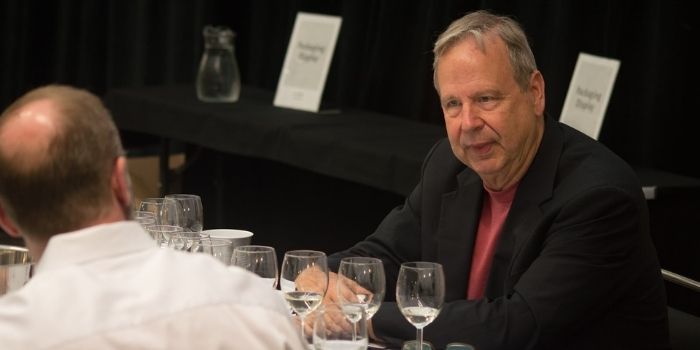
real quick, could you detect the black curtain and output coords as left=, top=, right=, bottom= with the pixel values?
left=1, top=0, right=697, bottom=178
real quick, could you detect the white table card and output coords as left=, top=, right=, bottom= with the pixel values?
left=273, top=12, right=342, bottom=112
left=559, top=52, right=620, bottom=140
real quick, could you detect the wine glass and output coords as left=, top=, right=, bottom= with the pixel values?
left=132, top=210, right=156, bottom=227
left=173, top=231, right=211, bottom=252
left=312, top=303, right=367, bottom=350
left=164, top=194, right=203, bottom=232
left=280, top=250, right=328, bottom=343
left=396, top=262, right=444, bottom=350
left=191, top=238, right=233, bottom=265
left=231, top=245, right=278, bottom=288
left=138, top=198, right=182, bottom=226
left=337, top=257, right=385, bottom=340
left=143, top=224, right=184, bottom=248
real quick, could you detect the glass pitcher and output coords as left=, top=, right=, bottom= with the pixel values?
left=196, top=25, right=241, bottom=102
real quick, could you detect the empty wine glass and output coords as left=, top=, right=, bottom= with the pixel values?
left=138, top=198, right=182, bottom=226
left=164, top=194, right=203, bottom=232
left=143, top=224, right=184, bottom=248
left=132, top=210, right=156, bottom=227
left=191, top=238, right=233, bottom=265
left=337, top=257, right=385, bottom=341
left=313, top=303, right=367, bottom=350
left=173, top=231, right=211, bottom=252
left=280, top=250, right=328, bottom=343
left=396, top=262, right=444, bottom=350
left=232, top=245, right=278, bottom=288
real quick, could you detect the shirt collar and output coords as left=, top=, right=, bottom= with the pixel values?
left=484, top=181, right=520, bottom=204
left=34, top=221, right=155, bottom=275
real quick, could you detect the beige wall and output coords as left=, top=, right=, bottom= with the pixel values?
left=127, top=154, right=185, bottom=205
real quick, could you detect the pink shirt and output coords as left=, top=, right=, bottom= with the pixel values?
left=467, top=183, right=518, bottom=300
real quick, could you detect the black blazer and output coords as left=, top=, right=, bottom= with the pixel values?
left=330, top=117, right=669, bottom=349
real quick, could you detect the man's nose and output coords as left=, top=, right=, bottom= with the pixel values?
left=459, top=105, right=484, bottom=131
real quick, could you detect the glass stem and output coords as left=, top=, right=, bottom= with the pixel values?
left=417, top=327, right=423, bottom=350
left=300, top=316, right=305, bottom=343
left=352, top=321, right=357, bottom=341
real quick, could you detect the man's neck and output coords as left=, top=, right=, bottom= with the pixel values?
left=23, top=235, right=48, bottom=263
left=24, top=205, right=128, bottom=263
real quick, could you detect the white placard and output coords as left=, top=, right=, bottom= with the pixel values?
left=273, top=12, right=342, bottom=112
left=559, top=53, right=620, bottom=140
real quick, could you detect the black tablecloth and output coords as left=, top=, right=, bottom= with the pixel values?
left=104, top=85, right=445, bottom=196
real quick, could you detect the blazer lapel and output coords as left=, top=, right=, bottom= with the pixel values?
left=485, top=116, right=563, bottom=297
left=437, top=169, right=483, bottom=300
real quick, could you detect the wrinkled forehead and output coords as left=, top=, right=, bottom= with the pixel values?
left=0, top=99, right=61, bottom=171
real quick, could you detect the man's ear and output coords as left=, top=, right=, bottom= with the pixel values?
left=529, top=70, right=546, bottom=116
left=112, top=156, right=133, bottom=213
left=0, top=203, right=21, bottom=238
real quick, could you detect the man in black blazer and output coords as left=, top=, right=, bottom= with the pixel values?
left=322, top=10, right=669, bottom=349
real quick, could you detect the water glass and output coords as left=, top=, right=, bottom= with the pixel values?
left=171, top=231, right=210, bottom=251
left=313, top=303, right=368, bottom=350
left=143, top=224, right=184, bottom=248
left=396, top=262, right=444, bottom=350
left=280, top=250, right=328, bottom=343
left=132, top=210, right=156, bottom=227
left=138, top=198, right=182, bottom=226
left=337, top=257, right=385, bottom=320
left=232, top=245, right=278, bottom=288
left=192, top=238, right=233, bottom=265
left=164, top=194, right=203, bottom=232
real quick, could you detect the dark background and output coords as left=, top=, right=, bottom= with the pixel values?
left=1, top=0, right=698, bottom=315
left=1, top=0, right=698, bottom=178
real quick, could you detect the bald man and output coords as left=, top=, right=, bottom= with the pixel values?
left=0, top=85, right=306, bottom=349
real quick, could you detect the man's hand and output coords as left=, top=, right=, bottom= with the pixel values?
left=324, top=271, right=341, bottom=304
left=295, top=266, right=330, bottom=295
left=295, top=268, right=381, bottom=342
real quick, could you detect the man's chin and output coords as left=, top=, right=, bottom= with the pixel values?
left=467, top=160, right=502, bottom=178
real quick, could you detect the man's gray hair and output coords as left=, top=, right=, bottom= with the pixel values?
left=433, top=10, right=538, bottom=92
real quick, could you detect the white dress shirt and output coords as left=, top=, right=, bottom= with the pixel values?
left=0, top=221, right=306, bottom=350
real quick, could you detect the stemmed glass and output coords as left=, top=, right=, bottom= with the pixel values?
left=132, top=210, right=156, bottom=227
left=312, top=303, right=368, bottom=350
left=232, top=245, right=278, bottom=288
left=171, top=231, right=211, bottom=252
left=280, top=250, right=328, bottom=343
left=164, top=194, right=203, bottom=232
left=138, top=198, right=182, bottom=226
left=191, top=238, right=233, bottom=265
left=144, top=224, right=184, bottom=248
left=396, top=262, right=444, bottom=350
left=337, top=257, right=385, bottom=340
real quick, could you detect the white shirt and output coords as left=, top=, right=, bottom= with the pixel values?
left=0, top=221, right=306, bottom=350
